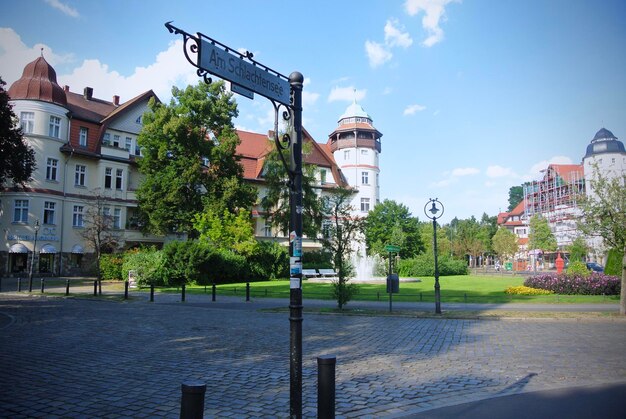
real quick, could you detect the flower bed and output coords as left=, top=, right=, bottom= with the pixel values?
left=505, top=285, right=553, bottom=295
left=524, top=272, right=621, bottom=295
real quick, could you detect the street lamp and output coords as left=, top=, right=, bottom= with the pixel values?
left=424, top=198, right=444, bottom=314
left=28, top=219, right=40, bottom=292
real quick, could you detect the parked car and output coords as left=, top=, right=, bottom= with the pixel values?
left=586, top=262, right=604, bottom=272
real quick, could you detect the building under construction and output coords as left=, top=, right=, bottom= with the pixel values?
left=523, top=164, right=585, bottom=248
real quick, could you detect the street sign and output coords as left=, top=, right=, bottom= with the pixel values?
left=385, top=245, right=401, bottom=253
left=199, top=40, right=291, bottom=105
left=230, top=82, right=254, bottom=100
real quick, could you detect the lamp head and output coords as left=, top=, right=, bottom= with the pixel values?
left=34, top=219, right=40, bottom=231
left=429, top=202, right=439, bottom=216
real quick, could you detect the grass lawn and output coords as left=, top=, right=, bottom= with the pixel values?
left=171, top=275, right=619, bottom=304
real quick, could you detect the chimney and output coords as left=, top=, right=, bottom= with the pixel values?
left=83, top=87, right=93, bottom=100
left=113, top=95, right=120, bottom=106
left=64, top=85, right=70, bottom=92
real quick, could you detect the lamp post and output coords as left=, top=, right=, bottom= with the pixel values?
left=28, top=219, right=40, bottom=292
left=424, top=199, right=444, bottom=314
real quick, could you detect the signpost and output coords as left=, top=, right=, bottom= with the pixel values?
left=385, top=245, right=400, bottom=312
left=166, top=22, right=304, bottom=418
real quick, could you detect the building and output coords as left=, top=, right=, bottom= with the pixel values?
left=1, top=55, right=176, bottom=277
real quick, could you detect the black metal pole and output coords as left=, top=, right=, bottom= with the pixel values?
left=246, top=282, right=250, bottom=302
left=289, top=71, right=304, bottom=419
left=98, top=279, right=102, bottom=296
left=65, top=279, right=70, bottom=296
left=93, top=280, right=97, bottom=296
left=211, top=283, right=216, bottom=302
left=124, top=280, right=129, bottom=300
left=317, top=355, right=336, bottom=419
left=150, top=283, right=154, bottom=302
left=181, top=283, right=186, bottom=302
left=179, top=381, right=206, bottom=419
left=28, top=227, right=38, bottom=292
left=388, top=252, right=393, bottom=313
left=17, top=277, right=22, bottom=292
left=433, top=218, right=441, bottom=314
left=40, top=277, right=45, bottom=293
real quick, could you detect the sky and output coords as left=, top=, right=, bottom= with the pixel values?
left=1, top=0, right=625, bottom=223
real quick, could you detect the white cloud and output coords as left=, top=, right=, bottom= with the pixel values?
left=403, top=104, right=426, bottom=115
left=451, top=167, right=479, bottom=176
left=327, top=86, right=367, bottom=103
left=404, top=0, right=458, bottom=47
left=486, top=165, right=517, bottom=178
left=365, top=40, right=392, bottom=68
left=384, top=19, right=413, bottom=48
left=44, top=0, right=79, bottom=18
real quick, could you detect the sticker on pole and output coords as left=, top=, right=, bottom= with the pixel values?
left=290, top=231, right=303, bottom=257
left=290, top=277, right=301, bottom=289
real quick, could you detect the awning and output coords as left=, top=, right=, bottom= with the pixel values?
left=40, top=244, right=57, bottom=254
left=71, top=244, right=84, bottom=254
left=9, top=243, right=29, bottom=253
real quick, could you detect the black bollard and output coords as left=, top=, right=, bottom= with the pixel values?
left=93, top=280, right=97, bottom=296
left=181, top=283, right=186, bottom=302
left=180, top=381, right=206, bottom=419
left=17, top=277, right=22, bottom=292
left=150, top=283, right=154, bottom=302
left=317, top=355, right=336, bottom=419
left=211, top=283, right=216, bottom=302
left=40, top=277, right=45, bottom=293
left=246, top=282, right=250, bottom=302
left=124, top=280, right=129, bottom=300
left=65, top=279, right=70, bottom=296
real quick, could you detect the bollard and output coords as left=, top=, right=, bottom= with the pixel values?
left=124, top=280, right=129, bottom=300
left=246, top=282, right=250, bottom=302
left=317, top=355, right=336, bottom=419
left=93, top=280, right=98, bottom=296
left=211, top=283, right=216, bottom=302
left=180, top=381, right=206, bottom=419
left=40, top=277, right=45, bottom=293
left=18, top=277, right=22, bottom=292
left=181, top=283, right=186, bottom=302
left=150, top=283, right=154, bottom=302
left=65, top=279, right=70, bottom=296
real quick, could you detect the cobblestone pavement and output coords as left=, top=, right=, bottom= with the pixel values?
left=0, top=293, right=625, bottom=418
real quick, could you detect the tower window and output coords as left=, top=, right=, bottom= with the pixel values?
left=360, top=198, right=370, bottom=212
left=344, top=150, right=350, bottom=160
left=361, top=171, right=369, bottom=185
left=20, top=112, right=34, bottom=133
left=48, top=116, right=61, bottom=138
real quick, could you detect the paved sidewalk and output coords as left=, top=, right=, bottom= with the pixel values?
left=1, top=293, right=625, bottom=418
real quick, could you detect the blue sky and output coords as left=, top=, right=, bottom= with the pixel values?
left=2, top=0, right=625, bottom=223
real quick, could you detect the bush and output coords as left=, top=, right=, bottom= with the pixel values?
left=524, top=272, right=621, bottom=295
left=302, top=250, right=333, bottom=269
left=99, top=254, right=123, bottom=280
left=566, top=260, right=589, bottom=276
left=398, top=254, right=468, bottom=277
left=505, top=285, right=553, bottom=295
left=199, top=249, right=248, bottom=285
left=244, top=241, right=289, bottom=281
left=161, top=240, right=213, bottom=285
left=122, top=247, right=165, bottom=286
left=605, top=248, right=623, bottom=277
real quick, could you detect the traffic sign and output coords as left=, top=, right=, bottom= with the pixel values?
left=385, top=245, right=401, bottom=253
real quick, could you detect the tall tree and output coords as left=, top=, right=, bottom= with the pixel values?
left=578, top=168, right=626, bottom=315
left=137, top=81, right=256, bottom=237
left=528, top=215, right=557, bottom=252
left=453, top=217, right=485, bottom=267
left=0, top=76, right=36, bottom=188
left=507, top=185, right=524, bottom=211
left=260, top=140, right=323, bottom=238
left=364, top=199, right=423, bottom=258
left=321, top=187, right=364, bottom=309
left=491, top=227, right=518, bottom=262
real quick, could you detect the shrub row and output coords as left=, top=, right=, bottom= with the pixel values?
left=397, top=254, right=468, bottom=277
left=524, top=272, right=621, bottom=295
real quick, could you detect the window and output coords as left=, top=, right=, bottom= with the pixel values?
left=113, top=135, right=120, bottom=148
left=104, top=168, right=112, bottom=189
left=73, top=205, right=84, bottom=227
left=103, top=133, right=111, bottom=145
left=361, top=149, right=368, bottom=155
left=43, top=201, right=56, bottom=225
left=13, top=200, right=29, bottom=223
left=376, top=173, right=379, bottom=187
left=263, top=222, right=272, bottom=237
left=320, top=169, right=327, bottom=185
left=361, top=171, right=369, bottom=185
left=344, top=150, right=350, bottom=160
left=135, top=116, right=142, bottom=124
left=322, top=220, right=332, bottom=239
left=75, top=164, right=86, bottom=186
left=48, top=115, right=61, bottom=138
left=115, top=169, right=124, bottom=190
left=125, top=137, right=132, bottom=151
left=113, top=208, right=121, bottom=229
left=79, top=127, right=88, bottom=147
left=20, top=112, right=34, bottom=133
left=360, top=197, right=370, bottom=212
left=46, top=158, right=59, bottom=181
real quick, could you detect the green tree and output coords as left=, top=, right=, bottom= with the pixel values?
left=452, top=217, right=484, bottom=267
left=194, top=208, right=257, bottom=254
left=136, top=81, right=256, bottom=237
left=528, top=215, right=557, bottom=252
left=567, top=236, right=588, bottom=262
left=364, top=199, right=423, bottom=258
left=420, top=222, right=452, bottom=257
left=321, top=187, right=364, bottom=309
left=491, top=227, right=518, bottom=261
left=260, top=140, right=323, bottom=238
left=577, top=168, right=626, bottom=315
left=0, top=76, right=36, bottom=188
left=507, top=185, right=524, bottom=211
